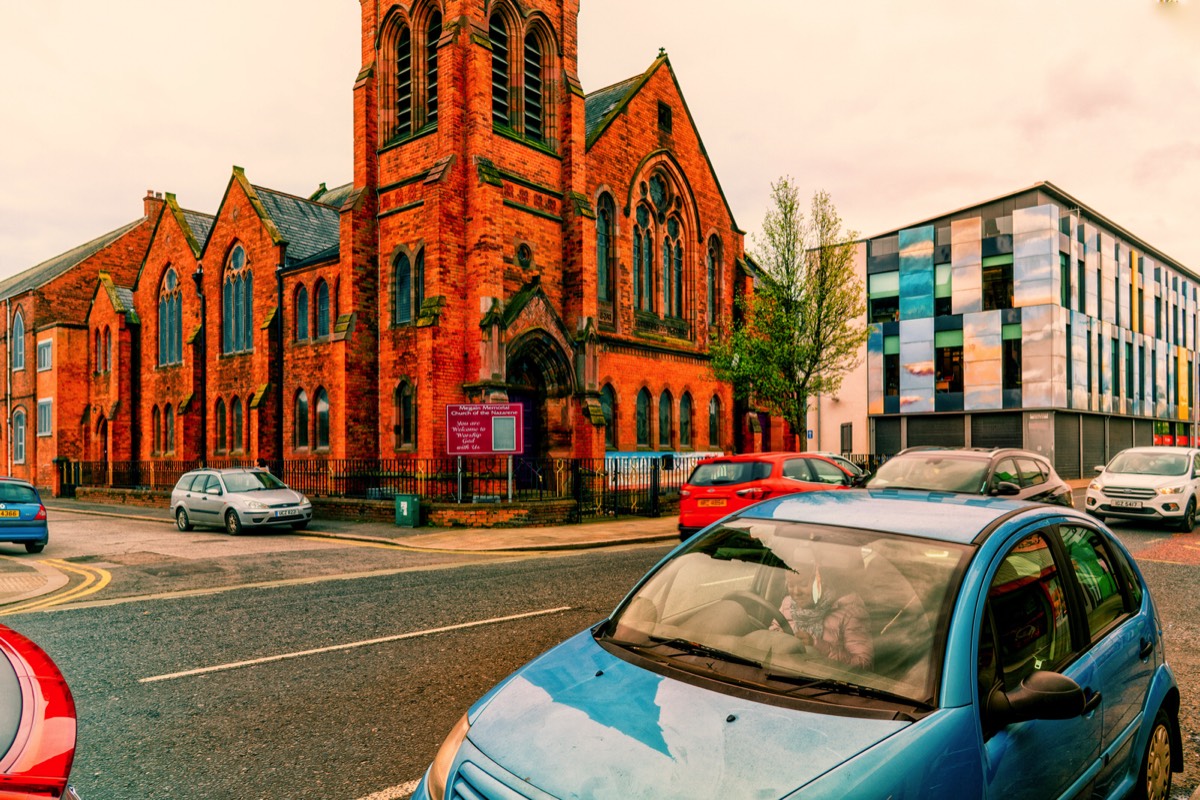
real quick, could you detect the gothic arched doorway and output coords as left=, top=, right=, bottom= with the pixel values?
left=506, top=331, right=574, bottom=462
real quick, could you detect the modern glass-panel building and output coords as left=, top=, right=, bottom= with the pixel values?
left=866, top=182, right=1197, bottom=478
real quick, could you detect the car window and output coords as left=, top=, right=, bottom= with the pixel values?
left=1106, top=451, right=1188, bottom=476
left=1193, top=454, right=1200, bottom=477
left=1059, top=525, right=1127, bottom=641
left=1016, top=459, right=1047, bottom=488
left=986, top=531, right=1076, bottom=693
left=781, top=459, right=813, bottom=481
left=992, top=459, right=1019, bottom=486
left=686, top=461, right=772, bottom=487
left=808, top=459, right=848, bottom=484
left=0, top=483, right=38, bottom=503
left=223, top=471, right=287, bottom=492
left=867, top=455, right=989, bottom=493
left=175, top=474, right=199, bottom=492
left=203, top=475, right=223, bottom=494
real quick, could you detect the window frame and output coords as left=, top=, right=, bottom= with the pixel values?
left=36, top=339, right=52, bottom=372
left=10, top=311, right=24, bottom=371
left=36, top=399, right=52, bottom=437
left=12, top=410, right=25, bottom=464
left=294, top=389, right=310, bottom=451
left=295, top=285, right=310, bottom=341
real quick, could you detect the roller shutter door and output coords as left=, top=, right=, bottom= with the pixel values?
left=1081, top=416, right=1106, bottom=475
left=971, top=413, right=1023, bottom=450
left=1055, top=413, right=1081, bottom=479
left=875, top=418, right=901, bottom=456
left=1109, top=418, right=1133, bottom=458
left=907, top=415, right=965, bottom=448
left=1134, top=420, right=1154, bottom=447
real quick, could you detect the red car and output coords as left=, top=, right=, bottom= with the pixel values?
left=678, top=452, right=858, bottom=539
left=0, top=624, right=80, bottom=799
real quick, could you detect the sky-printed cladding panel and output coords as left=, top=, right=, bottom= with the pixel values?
left=899, top=226, right=934, bottom=321
left=963, top=310, right=1001, bottom=410
left=899, top=317, right=934, bottom=413
left=951, top=218, right=981, bottom=315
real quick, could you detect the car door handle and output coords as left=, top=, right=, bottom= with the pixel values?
left=1082, top=691, right=1102, bottom=715
left=1140, top=638, right=1155, bottom=659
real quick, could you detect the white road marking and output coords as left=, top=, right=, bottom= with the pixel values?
left=355, top=780, right=420, bottom=800
left=139, top=605, right=573, bottom=683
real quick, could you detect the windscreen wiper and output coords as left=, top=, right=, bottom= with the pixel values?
left=643, top=637, right=764, bottom=669
left=768, top=674, right=930, bottom=711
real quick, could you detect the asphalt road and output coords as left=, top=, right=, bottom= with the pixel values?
left=3, top=505, right=1200, bottom=799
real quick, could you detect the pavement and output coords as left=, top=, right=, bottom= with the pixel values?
left=38, top=498, right=683, bottom=552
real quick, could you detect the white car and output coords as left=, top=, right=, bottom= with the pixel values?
left=171, top=467, right=313, bottom=534
left=1086, top=446, right=1200, bottom=530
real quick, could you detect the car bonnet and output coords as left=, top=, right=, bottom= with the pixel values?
left=239, top=488, right=302, bottom=504
left=465, top=630, right=909, bottom=799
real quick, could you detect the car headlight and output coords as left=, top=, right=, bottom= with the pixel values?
left=299, top=494, right=310, bottom=506
left=1158, top=485, right=1186, bottom=495
left=245, top=500, right=267, bottom=509
left=1089, top=481, right=1102, bottom=491
left=427, top=714, right=470, bottom=800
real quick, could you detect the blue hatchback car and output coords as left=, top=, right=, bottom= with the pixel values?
left=0, top=477, right=47, bottom=554
left=415, top=490, right=1181, bottom=800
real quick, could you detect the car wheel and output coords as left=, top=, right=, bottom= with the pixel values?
left=24, top=543, right=44, bottom=554
left=225, top=509, right=243, bottom=535
left=1175, top=498, right=1196, bottom=532
left=291, top=520, right=308, bottom=531
left=175, top=508, right=193, bottom=532
left=1134, top=708, right=1174, bottom=800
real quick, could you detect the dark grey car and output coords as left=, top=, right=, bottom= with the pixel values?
left=865, top=447, right=1074, bottom=507
left=170, top=468, right=313, bottom=534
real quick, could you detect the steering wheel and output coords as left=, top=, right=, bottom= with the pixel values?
left=725, top=590, right=793, bottom=633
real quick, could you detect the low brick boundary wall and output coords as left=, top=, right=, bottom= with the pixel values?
left=71, top=487, right=591, bottom=528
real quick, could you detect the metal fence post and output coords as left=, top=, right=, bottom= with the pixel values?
left=650, top=460, right=661, bottom=517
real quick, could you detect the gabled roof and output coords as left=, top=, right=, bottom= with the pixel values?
left=309, top=182, right=355, bottom=209
left=0, top=218, right=145, bottom=301
left=90, top=272, right=139, bottom=324
left=253, top=185, right=341, bottom=269
left=182, top=209, right=215, bottom=250
left=585, top=75, right=642, bottom=142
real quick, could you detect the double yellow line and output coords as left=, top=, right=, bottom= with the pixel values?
left=0, top=559, right=111, bottom=616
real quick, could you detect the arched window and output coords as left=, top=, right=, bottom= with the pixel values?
left=426, top=11, right=442, bottom=127
left=9, top=311, right=23, bottom=371
left=664, top=217, right=683, bottom=318
left=395, top=382, right=415, bottom=449
left=601, top=384, right=616, bottom=450
left=315, top=280, right=330, bottom=338
left=709, top=395, right=722, bottom=449
left=295, top=286, right=309, bottom=341
left=707, top=236, right=723, bottom=325
left=658, top=390, right=673, bottom=449
left=164, top=404, right=175, bottom=454
left=315, top=389, right=331, bottom=450
left=294, top=390, right=310, bottom=450
left=633, top=206, right=654, bottom=312
left=636, top=388, right=651, bottom=447
left=523, top=31, right=544, bottom=142
left=222, top=245, right=253, bottom=354
left=214, top=399, right=227, bottom=455
left=151, top=406, right=161, bottom=455
left=158, top=268, right=182, bottom=366
left=414, top=250, right=425, bottom=317
left=394, top=253, right=412, bottom=324
left=104, top=327, right=112, bottom=372
left=231, top=397, right=243, bottom=452
left=12, top=410, right=25, bottom=464
left=94, top=329, right=101, bottom=373
left=489, top=13, right=510, bottom=126
left=597, top=194, right=615, bottom=304
left=679, top=392, right=693, bottom=448
left=395, top=25, right=413, bottom=138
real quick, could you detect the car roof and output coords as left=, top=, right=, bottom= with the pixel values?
left=892, top=447, right=1046, bottom=461
left=741, top=489, right=1043, bottom=545
left=1115, top=446, right=1197, bottom=455
left=0, top=477, right=34, bottom=486
left=698, top=451, right=830, bottom=464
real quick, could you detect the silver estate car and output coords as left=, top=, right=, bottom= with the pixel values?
left=171, top=468, right=313, bottom=534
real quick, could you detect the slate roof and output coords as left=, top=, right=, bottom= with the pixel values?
left=0, top=218, right=144, bottom=301
left=585, top=75, right=641, bottom=141
left=310, top=182, right=355, bottom=209
left=252, top=186, right=340, bottom=269
left=181, top=209, right=215, bottom=249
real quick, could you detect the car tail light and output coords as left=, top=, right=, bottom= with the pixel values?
left=680, top=489, right=691, bottom=498
left=33, top=506, right=46, bottom=521
left=0, top=627, right=77, bottom=799
left=735, top=487, right=772, bottom=501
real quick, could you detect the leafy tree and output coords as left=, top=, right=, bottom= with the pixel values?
left=711, top=178, right=867, bottom=449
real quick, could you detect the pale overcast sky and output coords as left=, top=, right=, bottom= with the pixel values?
left=1, top=1, right=1197, bottom=280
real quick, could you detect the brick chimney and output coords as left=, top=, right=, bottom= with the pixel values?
left=144, top=190, right=166, bottom=219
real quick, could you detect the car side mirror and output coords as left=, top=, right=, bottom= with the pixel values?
left=985, top=670, right=1085, bottom=727
left=1094, top=465, right=1105, bottom=474
left=990, top=481, right=1020, bottom=496
left=851, top=474, right=868, bottom=487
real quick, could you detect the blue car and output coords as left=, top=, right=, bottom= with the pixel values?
left=0, top=477, right=48, bottom=553
left=415, top=490, right=1181, bottom=800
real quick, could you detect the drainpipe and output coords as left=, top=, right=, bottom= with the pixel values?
left=4, top=297, right=9, bottom=476
left=192, top=262, right=207, bottom=465
left=274, top=253, right=286, bottom=463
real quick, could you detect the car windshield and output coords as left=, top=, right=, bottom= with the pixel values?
left=0, top=484, right=38, bottom=504
left=1105, top=451, right=1189, bottom=476
left=686, top=460, right=772, bottom=487
left=222, top=471, right=287, bottom=492
left=602, top=519, right=969, bottom=708
left=866, top=455, right=989, bottom=493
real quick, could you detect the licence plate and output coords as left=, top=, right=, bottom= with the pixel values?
left=1112, top=500, right=1143, bottom=509
left=274, top=509, right=301, bottom=517
left=697, top=499, right=727, bottom=508
left=0, top=510, right=19, bottom=518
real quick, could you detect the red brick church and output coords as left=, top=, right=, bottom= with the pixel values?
left=1, top=0, right=769, bottom=489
